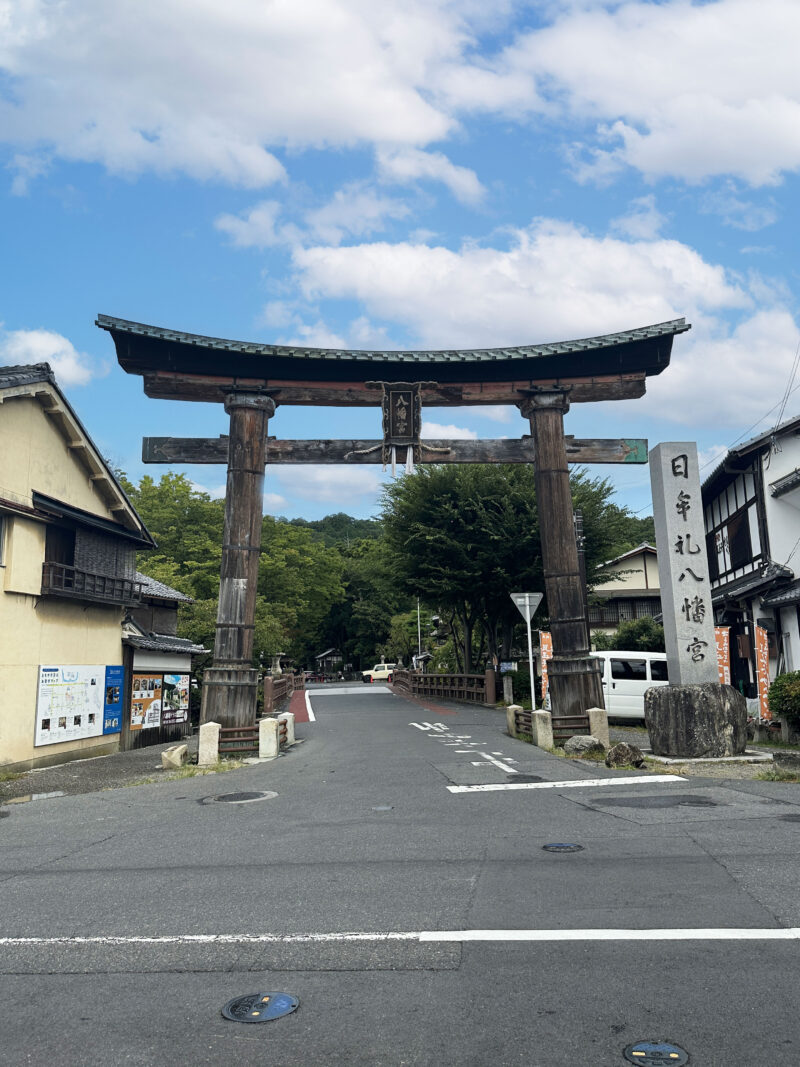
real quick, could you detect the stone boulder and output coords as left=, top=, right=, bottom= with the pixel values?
left=563, top=734, right=606, bottom=757
left=645, top=683, right=747, bottom=758
left=161, top=743, right=188, bottom=770
left=605, top=742, right=645, bottom=768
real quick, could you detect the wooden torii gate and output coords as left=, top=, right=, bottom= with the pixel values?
left=97, top=314, right=690, bottom=732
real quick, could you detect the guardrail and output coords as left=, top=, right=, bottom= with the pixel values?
left=263, top=672, right=304, bottom=716
left=392, top=668, right=497, bottom=706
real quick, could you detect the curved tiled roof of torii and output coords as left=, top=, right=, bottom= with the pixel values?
left=96, top=314, right=691, bottom=396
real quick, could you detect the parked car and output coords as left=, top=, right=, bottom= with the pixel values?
left=362, top=663, right=397, bottom=683
left=590, top=651, right=669, bottom=721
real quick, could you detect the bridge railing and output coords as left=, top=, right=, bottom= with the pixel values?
left=392, top=668, right=496, bottom=706
left=263, top=672, right=304, bottom=716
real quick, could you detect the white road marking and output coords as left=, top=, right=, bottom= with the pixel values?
left=409, top=722, right=448, bottom=732
left=447, top=775, right=686, bottom=793
left=304, top=690, right=316, bottom=722
left=307, top=686, right=391, bottom=696
left=471, top=752, right=519, bottom=774
left=2, top=928, right=798, bottom=946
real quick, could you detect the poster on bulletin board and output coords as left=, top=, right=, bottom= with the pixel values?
left=161, top=674, right=190, bottom=727
left=130, top=674, right=163, bottom=730
left=35, top=665, right=124, bottom=747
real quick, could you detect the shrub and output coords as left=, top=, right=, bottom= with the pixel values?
left=593, top=617, right=665, bottom=652
left=768, top=671, right=800, bottom=724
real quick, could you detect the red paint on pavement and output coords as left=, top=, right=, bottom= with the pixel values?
left=289, top=687, right=309, bottom=723
left=390, top=688, right=457, bottom=716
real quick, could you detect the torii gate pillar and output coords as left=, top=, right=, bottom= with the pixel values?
left=200, top=392, right=276, bottom=728
left=520, top=390, right=605, bottom=718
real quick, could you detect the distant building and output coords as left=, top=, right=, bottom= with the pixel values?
left=590, top=543, right=662, bottom=637
left=315, top=648, right=343, bottom=674
left=702, top=413, right=800, bottom=696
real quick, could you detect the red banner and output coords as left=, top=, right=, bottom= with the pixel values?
left=714, top=626, right=731, bottom=685
left=755, top=625, right=771, bottom=720
left=540, top=631, right=553, bottom=708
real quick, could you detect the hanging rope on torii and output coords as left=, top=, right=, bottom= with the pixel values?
left=97, top=313, right=690, bottom=731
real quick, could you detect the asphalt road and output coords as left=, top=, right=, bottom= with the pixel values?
left=3, top=683, right=800, bottom=1065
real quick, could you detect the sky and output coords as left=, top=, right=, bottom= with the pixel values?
left=1, top=0, right=799, bottom=522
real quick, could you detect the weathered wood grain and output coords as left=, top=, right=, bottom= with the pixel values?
left=142, top=435, right=648, bottom=465
left=140, top=371, right=647, bottom=406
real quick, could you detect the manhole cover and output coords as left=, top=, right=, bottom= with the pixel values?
left=542, top=843, right=584, bottom=853
left=222, top=991, right=299, bottom=1023
left=623, top=1039, right=689, bottom=1065
left=210, top=791, right=278, bottom=805
left=510, top=774, right=544, bottom=783
left=599, top=795, right=715, bottom=809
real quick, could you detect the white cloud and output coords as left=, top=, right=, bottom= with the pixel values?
left=639, top=309, right=800, bottom=428
left=2, top=0, right=798, bottom=196
left=472, top=405, right=513, bottom=424
left=305, top=183, right=410, bottom=245
left=191, top=480, right=226, bottom=500
left=279, top=322, right=348, bottom=350
left=287, top=217, right=800, bottom=430
left=0, top=0, right=464, bottom=188
left=292, top=218, right=747, bottom=350
left=490, top=0, right=800, bottom=187
left=274, top=465, right=382, bottom=504
left=700, top=186, right=778, bottom=232
left=698, top=444, right=730, bottom=477
left=8, top=152, right=50, bottom=195
left=0, top=328, right=97, bottom=385
left=377, top=147, right=485, bottom=204
left=611, top=195, right=666, bottom=240
left=421, top=421, right=477, bottom=439
left=215, top=201, right=285, bottom=248
left=264, top=492, right=288, bottom=513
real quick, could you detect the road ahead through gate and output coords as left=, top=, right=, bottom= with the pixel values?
left=3, top=681, right=800, bottom=1065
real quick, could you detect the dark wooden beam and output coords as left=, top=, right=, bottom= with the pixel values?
left=140, top=371, right=647, bottom=406
left=143, top=436, right=648, bottom=465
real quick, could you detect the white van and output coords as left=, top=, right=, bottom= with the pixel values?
left=590, top=651, right=669, bottom=722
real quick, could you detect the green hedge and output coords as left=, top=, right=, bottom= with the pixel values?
left=768, top=670, right=800, bottom=724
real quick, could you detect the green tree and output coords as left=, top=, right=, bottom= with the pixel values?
left=258, top=517, right=346, bottom=666
left=315, top=537, right=410, bottom=669
left=288, top=512, right=381, bottom=547
left=381, top=463, right=643, bottom=672
left=122, top=473, right=224, bottom=599
left=592, top=617, right=665, bottom=652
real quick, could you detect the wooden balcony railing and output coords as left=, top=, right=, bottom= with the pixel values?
left=41, top=562, right=144, bottom=606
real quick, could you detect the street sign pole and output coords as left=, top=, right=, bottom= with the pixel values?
left=510, top=592, right=543, bottom=710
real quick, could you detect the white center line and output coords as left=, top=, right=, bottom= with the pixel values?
left=447, top=774, right=686, bottom=793
left=2, top=927, right=797, bottom=946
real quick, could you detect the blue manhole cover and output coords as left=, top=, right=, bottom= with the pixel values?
left=623, top=1040, right=689, bottom=1065
left=542, top=843, right=584, bottom=853
left=222, top=991, right=299, bottom=1023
